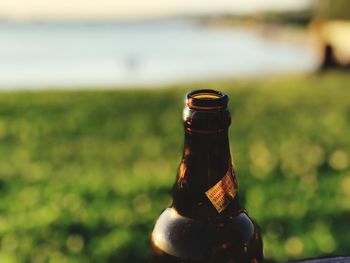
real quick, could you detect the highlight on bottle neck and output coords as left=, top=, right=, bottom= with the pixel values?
left=183, top=89, right=231, bottom=133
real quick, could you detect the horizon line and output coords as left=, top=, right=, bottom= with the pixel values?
left=0, top=8, right=312, bottom=23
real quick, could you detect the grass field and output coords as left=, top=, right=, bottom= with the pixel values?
left=0, top=71, right=350, bottom=262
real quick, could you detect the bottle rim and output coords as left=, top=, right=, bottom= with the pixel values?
left=186, top=89, right=229, bottom=110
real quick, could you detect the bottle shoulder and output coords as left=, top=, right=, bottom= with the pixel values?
left=151, top=207, right=261, bottom=262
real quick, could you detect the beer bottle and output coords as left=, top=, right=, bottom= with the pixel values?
left=151, top=89, right=263, bottom=263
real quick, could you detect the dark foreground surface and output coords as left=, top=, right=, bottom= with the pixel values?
left=297, top=257, right=350, bottom=263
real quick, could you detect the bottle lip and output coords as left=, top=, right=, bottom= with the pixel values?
left=186, top=89, right=229, bottom=110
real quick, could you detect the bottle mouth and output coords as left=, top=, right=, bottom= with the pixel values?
left=186, top=89, right=228, bottom=110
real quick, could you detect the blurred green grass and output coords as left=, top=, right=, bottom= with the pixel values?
left=0, top=71, right=350, bottom=262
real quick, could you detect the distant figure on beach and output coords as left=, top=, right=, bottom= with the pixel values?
left=311, top=0, right=350, bottom=69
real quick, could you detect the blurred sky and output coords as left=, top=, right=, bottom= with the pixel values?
left=0, top=0, right=314, bottom=21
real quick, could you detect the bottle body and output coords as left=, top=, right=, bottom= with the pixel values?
left=151, top=208, right=263, bottom=263
left=151, top=90, right=263, bottom=263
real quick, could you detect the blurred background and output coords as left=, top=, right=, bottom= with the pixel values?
left=0, top=0, right=349, bottom=262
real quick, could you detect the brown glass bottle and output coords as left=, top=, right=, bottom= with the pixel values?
left=151, top=90, right=263, bottom=263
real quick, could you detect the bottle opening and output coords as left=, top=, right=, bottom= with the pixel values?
left=186, top=89, right=228, bottom=110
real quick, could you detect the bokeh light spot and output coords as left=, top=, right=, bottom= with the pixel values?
left=329, top=150, right=349, bottom=171
left=66, top=234, right=84, bottom=253
left=284, top=236, right=304, bottom=257
left=133, top=194, right=152, bottom=214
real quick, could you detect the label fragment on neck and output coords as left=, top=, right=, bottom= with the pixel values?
left=205, top=171, right=237, bottom=213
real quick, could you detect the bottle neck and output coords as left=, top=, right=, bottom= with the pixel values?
left=172, top=128, right=239, bottom=220
left=182, top=129, right=231, bottom=184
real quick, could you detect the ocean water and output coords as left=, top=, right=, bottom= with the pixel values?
left=0, top=19, right=318, bottom=89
